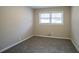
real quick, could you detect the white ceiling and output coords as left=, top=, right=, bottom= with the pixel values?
left=29, top=6, right=57, bottom=9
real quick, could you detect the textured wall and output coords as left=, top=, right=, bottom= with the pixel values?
left=0, top=7, right=33, bottom=50
left=71, top=6, right=79, bottom=51
left=33, top=7, right=71, bottom=38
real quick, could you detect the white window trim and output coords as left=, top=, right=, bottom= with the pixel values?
left=39, top=11, right=64, bottom=25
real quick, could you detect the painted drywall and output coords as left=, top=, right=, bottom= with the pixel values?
left=0, top=7, right=33, bottom=51
left=71, top=7, right=79, bottom=51
left=33, top=7, right=71, bottom=38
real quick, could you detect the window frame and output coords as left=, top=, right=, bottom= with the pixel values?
left=39, top=13, right=50, bottom=24
left=39, top=11, right=64, bottom=25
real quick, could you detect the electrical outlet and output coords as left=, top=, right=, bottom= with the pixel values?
left=51, top=32, right=54, bottom=35
left=48, top=32, right=51, bottom=36
left=48, top=33, right=51, bottom=36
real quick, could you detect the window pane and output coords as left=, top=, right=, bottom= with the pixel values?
left=40, top=13, right=50, bottom=18
left=51, top=19, right=62, bottom=23
left=51, top=13, right=63, bottom=18
left=40, top=19, right=50, bottom=23
left=51, top=13, right=63, bottom=24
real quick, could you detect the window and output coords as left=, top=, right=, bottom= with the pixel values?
left=39, top=12, right=63, bottom=24
left=39, top=13, right=50, bottom=23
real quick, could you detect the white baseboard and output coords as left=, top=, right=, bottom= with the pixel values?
left=71, top=39, right=79, bottom=52
left=0, top=35, right=71, bottom=52
left=0, top=35, right=33, bottom=53
left=35, top=35, right=71, bottom=40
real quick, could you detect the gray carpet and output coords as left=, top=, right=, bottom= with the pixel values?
left=3, top=36, right=78, bottom=53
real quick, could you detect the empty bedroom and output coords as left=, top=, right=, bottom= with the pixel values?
left=0, top=6, right=79, bottom=53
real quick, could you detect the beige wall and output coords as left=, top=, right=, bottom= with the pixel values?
left=33, top=7, right=71, bottom=38
left=71, top=7, right=79, bottom=51
left=0, top=7, right=33, bottom=51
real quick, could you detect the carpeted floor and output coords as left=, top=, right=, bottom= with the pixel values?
left=3, top=36, right=78, bottom=53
